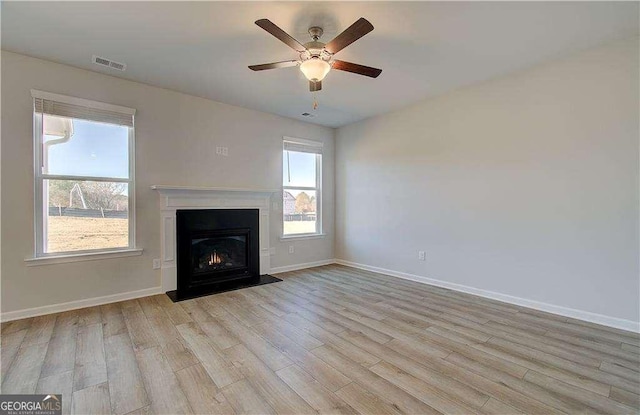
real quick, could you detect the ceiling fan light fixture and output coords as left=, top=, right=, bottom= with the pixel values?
left=300, top=58, right=330, bottom=82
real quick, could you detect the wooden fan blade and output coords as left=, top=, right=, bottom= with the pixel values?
left=332, top=60, right=382, bottom=78
left=309, top=80, right=322, bottom=92
left=248, top=60, right=299, bottom=71
left=255, top=19, right=306, bottom=52
left=324, top=18, right=374, bottom=55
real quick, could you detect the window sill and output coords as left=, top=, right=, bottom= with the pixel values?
left=280, top=233, right=326, bottom=241
left=25, top=248, right=143, bottom=266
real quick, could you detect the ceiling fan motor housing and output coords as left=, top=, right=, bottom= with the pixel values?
left=302, top=27, right=332, bottom=62
left=300, top=47, right=331, bottom=62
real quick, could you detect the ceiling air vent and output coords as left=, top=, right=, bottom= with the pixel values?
left=92, top=55, right=127, bottom=71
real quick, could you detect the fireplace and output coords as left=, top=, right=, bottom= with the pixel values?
left=173, top=209, right=261, bottom=300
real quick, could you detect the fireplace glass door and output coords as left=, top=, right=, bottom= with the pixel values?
left=189, top=229, right=250, bottom=283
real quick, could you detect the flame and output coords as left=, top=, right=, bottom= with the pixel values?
left=208, top=251, right=222, bottom=265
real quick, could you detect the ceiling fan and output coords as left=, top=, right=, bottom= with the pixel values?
left=249, top=18, right=382, bottom=92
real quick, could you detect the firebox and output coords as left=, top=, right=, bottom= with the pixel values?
left=191, top=231, right=248, bottom=277
left=174, top=209, right=260, bottom=300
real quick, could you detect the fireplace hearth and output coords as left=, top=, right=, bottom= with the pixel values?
left=168, top=208, right=280, bottom=301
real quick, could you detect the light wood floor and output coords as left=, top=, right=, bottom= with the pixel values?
left=2, top=265, right=639, bottom=415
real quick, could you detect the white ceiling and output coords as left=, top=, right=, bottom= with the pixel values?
left=2, top=2, right=638, bottom=127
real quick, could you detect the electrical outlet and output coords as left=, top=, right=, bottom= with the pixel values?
left=216, top=146, right=222, bottom=155
left=418, top=251, right=426, bottom=261
left=289, top=245, right=295, bottom=254
left=153, top=259, right=161, bottom=269
left=222, top=147, right=228, bottom=156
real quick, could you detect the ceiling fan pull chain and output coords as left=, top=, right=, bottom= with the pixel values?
left=313, top=93, right=318, bottom=110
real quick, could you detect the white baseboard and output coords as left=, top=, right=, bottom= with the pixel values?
left=270, top=259, right=337, bottom=274
left=1, top=286, right=163, bottom=322
left=335, top=259, right=640, bottom=334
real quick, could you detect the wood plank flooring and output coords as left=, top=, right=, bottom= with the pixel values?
left=2, top=265, right=639, bottom=414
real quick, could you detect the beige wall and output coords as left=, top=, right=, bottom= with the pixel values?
left=1, top=51, right=335, bottom=314
left=336, top=38, right=639, bottom=324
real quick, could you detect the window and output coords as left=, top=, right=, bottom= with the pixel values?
left=283, top=138, right=322, bottom=237
left=32, top=90, right=136, bottom=256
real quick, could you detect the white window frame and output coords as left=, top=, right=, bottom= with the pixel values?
left=30, top=90, right=138, bottom=260
left=282, top=137, right=323, bottom=239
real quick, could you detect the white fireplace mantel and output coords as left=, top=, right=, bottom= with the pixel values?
left=151, top=185, right=279, bottom=292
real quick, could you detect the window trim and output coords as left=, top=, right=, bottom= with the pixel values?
left=25, top=248, right=143, bottom=266
left=282, top=137, right=323, bottom=238
left=31, top=90, right=137, bottom=259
